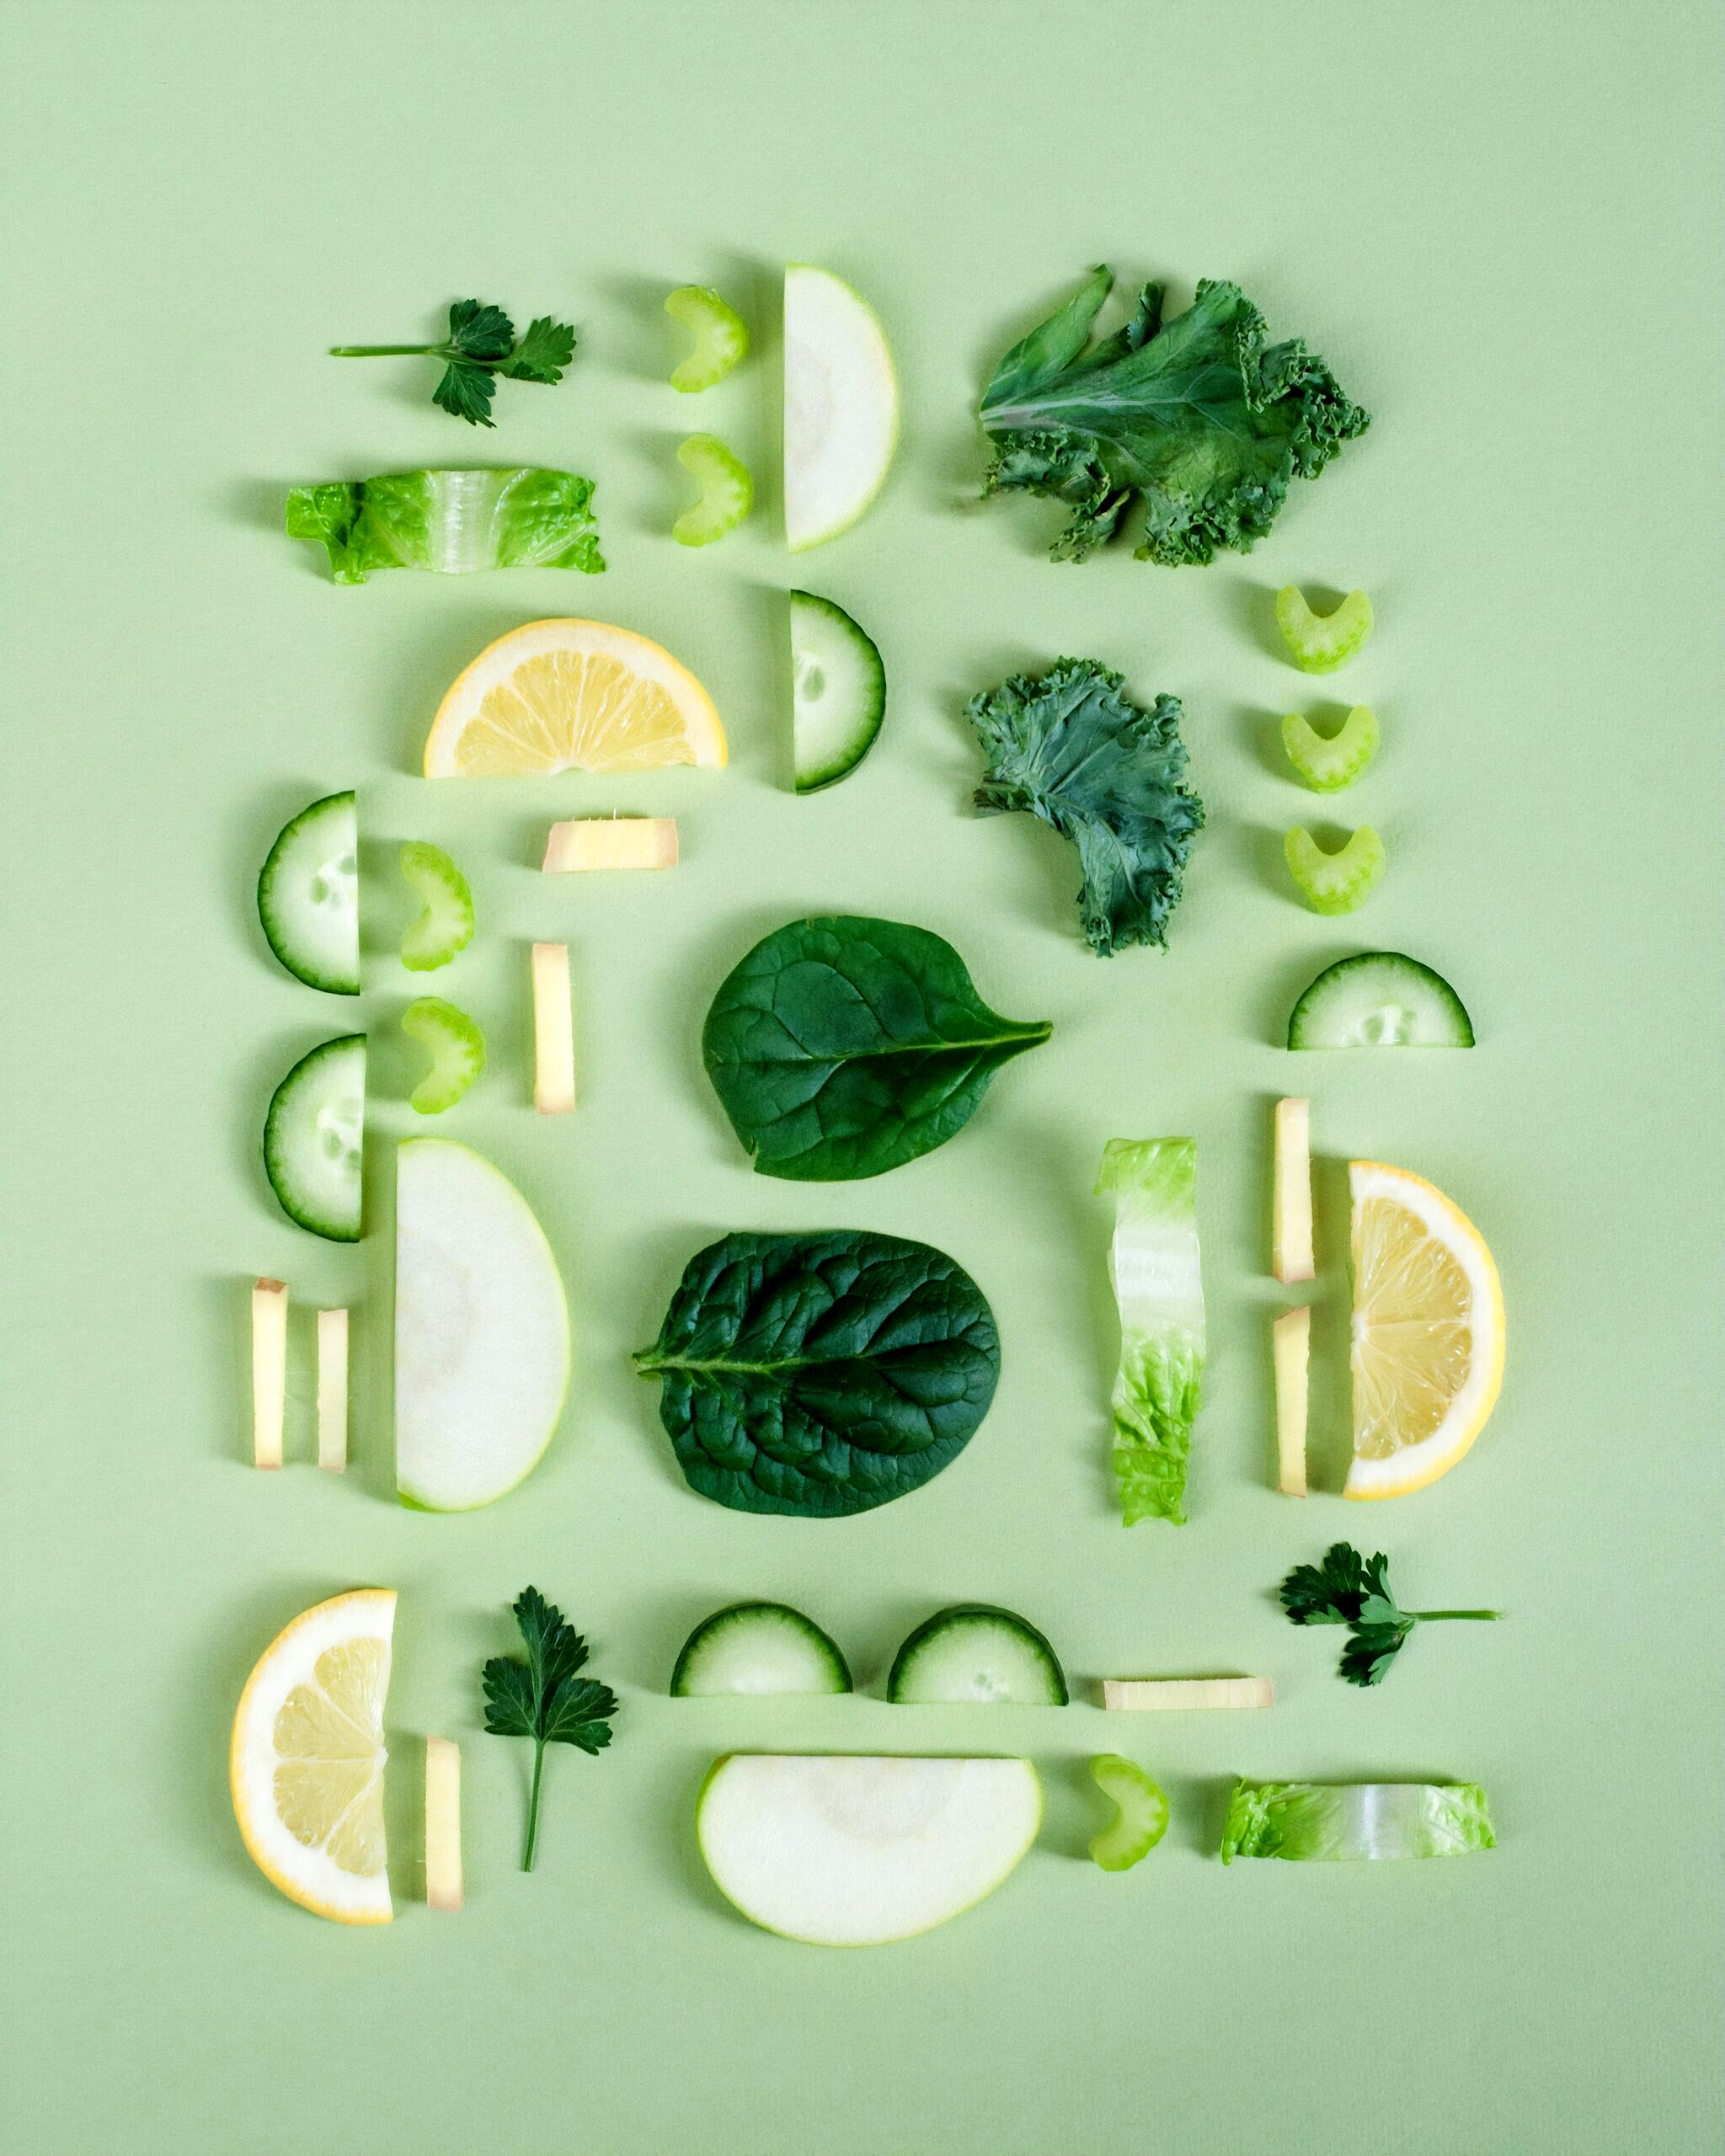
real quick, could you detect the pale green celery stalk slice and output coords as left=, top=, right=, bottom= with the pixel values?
left=402, top=997, right=486, bottom=1114
left=1284, top=825, right=1386, bottom=914
left=399, top=841, right=475, bottom=969
left=1275, top=586, right=1374, bottom=673
left=1281, top=705, right=1380, bottom=791
left=1097, top=1138, right=1204, bottom=1526
left=1088, top=1755, right=1170, bottom=1871
left=1220, top=1780, right=1495, bottom=1862
left=665, top=286, right=750, bottom=392
left=673, top=435, right=753, bottom=545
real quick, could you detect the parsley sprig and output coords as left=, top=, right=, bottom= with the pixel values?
left=483, top=1587, right=617, bottom=1870
left=331, top=299, right=577, bottom=426
left=1279, top=1543, right=1498, bottom=1687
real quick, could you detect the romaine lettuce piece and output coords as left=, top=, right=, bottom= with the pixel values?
left=1097, top=1138, right=1204, bottom=1524
left=286, top=468, right=603, bottom=584
left=1220, top=1780, right=1495, bottom=1862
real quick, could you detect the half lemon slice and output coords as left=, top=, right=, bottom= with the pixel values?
left=1347, top=1162, right=1504, bottom=1499
left=230, top=1588, right=395, bottom=1924
left=423, top=618, right=727, bottom=776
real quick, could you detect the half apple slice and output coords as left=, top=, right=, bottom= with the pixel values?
left=783, top=265, right=899, bottom=551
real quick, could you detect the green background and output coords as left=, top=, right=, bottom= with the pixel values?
left=4, top=3, right=1721, bottom=2151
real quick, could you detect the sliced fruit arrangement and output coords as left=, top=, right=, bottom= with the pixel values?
left=1220, top=1779, right=1494, bottom=1862
left=697, top=1755, right=1040, bottom=1945
left=886, top=1605, right=1068, bottom=1705
left=251, top=1278, right=288, bottom=1469
left=670, top=1604, right=852, bottom=1697
left=394, top=1139, right=570, bottom=1511
left=1098, top=1138, right=1205, bottom=1525
left=1347, top=1161, right=1504, bottom=1499
left=1088, top=1756, right=1170, bottom=1872
left=1282, top=704, right=1380, bottom=790
left=1275, top=585, right=1374, bottom=673
left=542, top=817, right=678, bottom=873
left=402, top=996, right=485, bottom=1114
left=531, top=942, right=574, bottom=1113
left=286, top=467, right=602, bottom=583
left=399, top=841, right=475, bottom=970
left=424, top=618, right=727, bottom=776
left=673, top=433, right=753, bottom=546
left=1288, top=952, right=1474, bottom=1049
left=264, top=1034, right=366, bottom=1241
left=257, top=791, right=360, bottom=995
left=1101, top=1677, right=1274, bottom=1711
left=1284, top=823, right=1386, bottom=914
left=229, top=1588, right=395, bottom=1925
left=790, top=590, right=885, bottom=792
left=783, top=264, right=899, bottom=552
left=665, top=285, right=749, bottom=391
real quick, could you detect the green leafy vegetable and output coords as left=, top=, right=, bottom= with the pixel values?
left=1220, top=1780, right=1496, bottom=1862
left=633, top=1229, right=999, bottom=1517
left=979, top=266, right=1370, bottom=564
left=1097, top=1139, right=1204, bottom=1525
left=1279, top=1542, right=1499, bottom=1687
left=330, top=299, right=577, bottom=426
left=286, top=468, right=602, bottom=584
left=702, top=915, right=1050, bottom=1181
left=482, top=1587, right=617, bottom=1872
left=966, top=658, right=1203, bottom=955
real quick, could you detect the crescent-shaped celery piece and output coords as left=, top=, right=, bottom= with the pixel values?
left=1281, top=705, right=1380, bottom=791
left=1275, top=586, right=1373, bottom=673
left=1284, top=825, right=1386, bottom=915
left=672, top=434, right=753, bottom=547
left=1088, top=1755, right=1169, bottom=1872
left=402, top=997, right=486, bottom=1115
left=399, top=841, right=475, bottom=970
left=665, top=286, right=749, bottom=392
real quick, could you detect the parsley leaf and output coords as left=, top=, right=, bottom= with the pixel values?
left=331, top=299, right=577, bottom=425
left=483, top=1586, right=617, bottom=1870
left=1279, top=1543, right=1498, bottom=1688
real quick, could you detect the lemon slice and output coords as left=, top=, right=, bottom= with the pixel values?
left=1347, top=1162, right=1504, bottom=1498
left=230, top=1589, right=395, bottom=1924
left=423, top=618, right=726, bottom=776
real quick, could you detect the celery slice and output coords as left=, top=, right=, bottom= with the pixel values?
left=1284, top=825, right=1386, bottom=914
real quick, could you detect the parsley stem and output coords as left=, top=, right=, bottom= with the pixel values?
left=522, top=1740, right=547, bottom=1871
left=1408, top=1609, right=1499, bottom=1622
left=328, top=344, right=438, bottom=358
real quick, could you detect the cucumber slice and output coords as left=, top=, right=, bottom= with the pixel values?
left=790, top=590, right=885, bottom=792
left=263, top=1035, right=366, bottom=1241
left=1088, top=1754, right=1170, bottom=1872
left=887, top=1604, right=1068, bottom=1705
left=399, top=841, right=474, bottom=971
left=665, top=286, right=749, bottom=392
left=1287, top=952, right=1475, bottom=1049
left=402, top=996, right=485, bottom=1114
left=1281, top=705, right=1379, bottom=791
left=672, top=433, right=753, bottom=547
left=1284, top=825, right=1386, bottom=914
left=670, top=1603, right=852, bottom=1697
left=1275, top=586, right=1373, bottom=673
left=256, top=791, right=359, bottom=995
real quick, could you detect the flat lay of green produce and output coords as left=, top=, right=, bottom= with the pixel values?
left=230, top=259, right=1509, bottom=1938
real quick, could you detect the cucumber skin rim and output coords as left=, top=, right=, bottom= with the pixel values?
left=256, top=790, right=360, bottom=996
left=886, top=1603, right=1069, bottom=1706
left=262, top=1033, right=367, bottom=1242
left=790, top=589, right=886, bottom=794
left=670, top=1601, right=854, bottom=1697
left=1286, top=952, right=1475, bottom=1050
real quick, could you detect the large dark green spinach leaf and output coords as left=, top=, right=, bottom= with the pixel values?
left=702, top=915, right=1051, bottom=1181
left=634, top=1230, right=1000, bottom=1517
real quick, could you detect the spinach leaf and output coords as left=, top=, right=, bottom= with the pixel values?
left=634, top=1230, right=1000, bottom=1517
left=702, top=915, right=1051, bottom=1181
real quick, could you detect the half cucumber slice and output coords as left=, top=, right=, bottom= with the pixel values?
left=264, top=1034, right=366, bottom=1240
left=670, top=1603, right=852, bottom=1696
left=1288, top=952, right=1475, bottom=1049
left=257, top=791, right=359, bottom=995
left=886, top=1604, right=1068, bottom=1705
left=790, top=590, right=885, bottom=792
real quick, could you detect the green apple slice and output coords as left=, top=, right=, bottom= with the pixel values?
left=394, top=1139, right=569, bottom=1510
left=783, top=264, right=899, bottom=552
left=697, top=1755, right=1040, bottom=1945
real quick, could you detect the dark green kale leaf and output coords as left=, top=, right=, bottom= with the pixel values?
left=965, top=658, right=1203, bottom=956
left=979, top=266, right=1370, bottom=564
